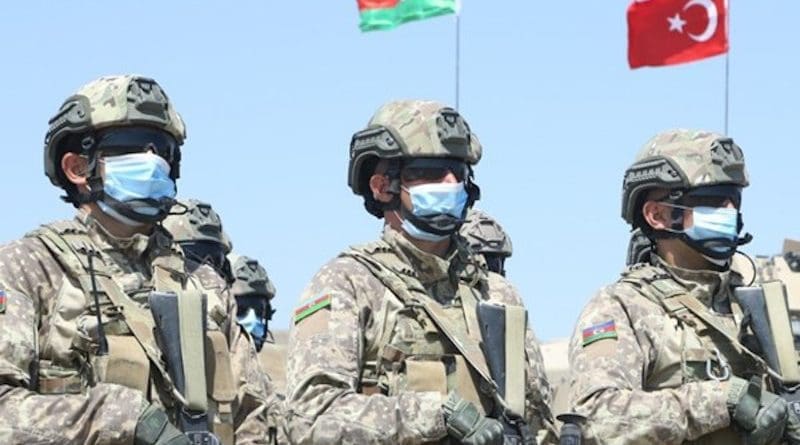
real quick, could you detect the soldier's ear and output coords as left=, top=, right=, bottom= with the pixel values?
left=369, top=174, right=393, bottom=204
left=61, top=152, right=89, bottom=188
left=642, top=200, right=671, bottom=230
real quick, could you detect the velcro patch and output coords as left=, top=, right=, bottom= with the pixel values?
left=582, top=320, right=617, bottom=346
left=0, top=290, right=6, bottom=313
left=294, top=293, right=332, bottom=324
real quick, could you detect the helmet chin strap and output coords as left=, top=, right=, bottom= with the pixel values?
left=99, top=195, right=176, bottom=225
left=398, top=204, right=465, bottom=237
left=652, top=228, right=753, bottom=261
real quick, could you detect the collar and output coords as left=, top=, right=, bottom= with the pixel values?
left=382, top=226, right=458, bottom=287
left=79, top=210, right=173, bottom=263
left=653, top=254, right=741, bottom=311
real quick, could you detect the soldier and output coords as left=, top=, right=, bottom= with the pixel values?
left=568, top=129, right=800, bottom=444
left=228, top=254, right=277, bottom=359
left=162, top=198, right=233, bottom=278
left=284, top=99, right=556, bottom=444
left=228, top=254, right=285, bottom=444
left=0, top=75, right=270, bottom=444
left=460, top=208, right=513, bottom=276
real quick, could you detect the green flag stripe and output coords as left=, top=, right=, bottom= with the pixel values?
left=293, top=299, right=332, bottom=324
left=359, top=0, right=457, bottom=32
left=582, top=332, right=618, bottom=347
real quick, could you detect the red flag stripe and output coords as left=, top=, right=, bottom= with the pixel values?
left=358, top=0, right=400, bottom=11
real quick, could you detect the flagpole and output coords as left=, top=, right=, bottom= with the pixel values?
left=724, top=0, right=730, bottom=134
left=455, top=9, right=461, bottom=109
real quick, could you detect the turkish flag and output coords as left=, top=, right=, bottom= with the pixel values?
left=627, top=0, right=728, bottom=69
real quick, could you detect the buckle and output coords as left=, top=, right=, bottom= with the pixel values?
left=705, top=347, right=731, bottom=381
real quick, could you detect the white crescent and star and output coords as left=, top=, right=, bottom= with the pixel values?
left=666, top=0, right=719, bottom=42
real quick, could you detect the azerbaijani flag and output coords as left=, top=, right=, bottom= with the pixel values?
left=358, top=0, right=458, bottom=32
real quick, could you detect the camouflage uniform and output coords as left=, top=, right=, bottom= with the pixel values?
left=285, top=100, right=556, bottom=444
left=568, top=130, right=777, bottom=444
left=0, top=75, right=270, bottom=444
left=228, top=254, right=285, bottom=444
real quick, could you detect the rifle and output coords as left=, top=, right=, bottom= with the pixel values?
left=735, top=283, right=800, bottom=409
left=150, top=291, right=221, bottom=445
left=477, top=301, right=537, bottom=445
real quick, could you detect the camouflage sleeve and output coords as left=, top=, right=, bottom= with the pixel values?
left=0, top=239, right=146, bottom=444
left=567, top=284, right=729, bottom=444
left=285, top=257, right=447, bottom=444
left=485, top=273, right=558, bottom=443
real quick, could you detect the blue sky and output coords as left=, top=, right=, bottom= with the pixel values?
left=1, top=1, right=797, bottom=341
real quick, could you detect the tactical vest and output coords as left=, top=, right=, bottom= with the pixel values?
left=29, top=220, right=238, bottom=445
left=344, top=240, right=528, bottom=418
left=620, top=264, right=765, bottom=445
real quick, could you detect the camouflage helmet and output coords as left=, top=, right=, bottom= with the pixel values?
left=162, top=199, right=232, bottom=252
left=348, top=99, right=482, bottom=217
left=44, top=75, right=186, bottom=190
left=228, top=254, right=276, bottom=300
left=460, top=209, right=513, bottom=257
left=621, top=129, right=748, bottom=226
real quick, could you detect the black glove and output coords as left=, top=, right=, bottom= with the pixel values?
left=134, top=404, right=191, bottom=445
left=726, top=376, right=787, bottom=445
left=443, top=392, right=505, bottom=445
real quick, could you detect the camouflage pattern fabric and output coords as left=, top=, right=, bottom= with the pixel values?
left=368, top=99, right=482, bottom=164
left=284, top=226, right=556, bottom=444
left=567, top=256, right=761, bottom=444
left=0, top=211, right=272, bottom=444
left=63, top=74, right=184, bottom=141
left=634, top=130, right=747, bottom=188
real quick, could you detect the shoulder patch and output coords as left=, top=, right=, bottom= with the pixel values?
left=294, top=293, right=332, bottom=324
left=0, top=289, right=6, bottom=313
left=582, top=320, right=617, bottom=346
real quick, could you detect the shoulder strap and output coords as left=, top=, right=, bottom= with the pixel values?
left=672, top=292, right=770, bottom=372
left=343, top=247, right=496, bottom=388
left=623, top=268, right=776, bottom=380
left=32, top=226, right=190, bottom=406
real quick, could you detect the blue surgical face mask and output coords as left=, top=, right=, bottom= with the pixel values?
left=664, top=204, right=742, bottom=262
left=684, top=206, right=739, bottom=249
left=97, top=152, right=176, bottom=225
left=237, top=308, right=266, bottom=351
left=399, top=182, right=468, bottom=242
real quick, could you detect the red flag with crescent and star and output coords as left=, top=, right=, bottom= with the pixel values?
left=627, top=0, right=728, bottom=69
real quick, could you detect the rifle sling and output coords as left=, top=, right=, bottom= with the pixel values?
left=36, top=227, right=190, bottom=407
left=673, top=293, right=770, bottom=374
left=345, top=250, right=496, bottom=388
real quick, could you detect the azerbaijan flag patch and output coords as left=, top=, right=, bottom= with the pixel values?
left=0, top=290, right=6, bottom=313
left=582, top=320, right=617, bottom=346
left=293, top=293, right=332, bottom=324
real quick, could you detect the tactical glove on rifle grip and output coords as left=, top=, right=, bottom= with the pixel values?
left=134, top=404, right=191, bottom=445
left=726, top=376, right=788, bottom=445
left=443, top=392, right=505, bottom=445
